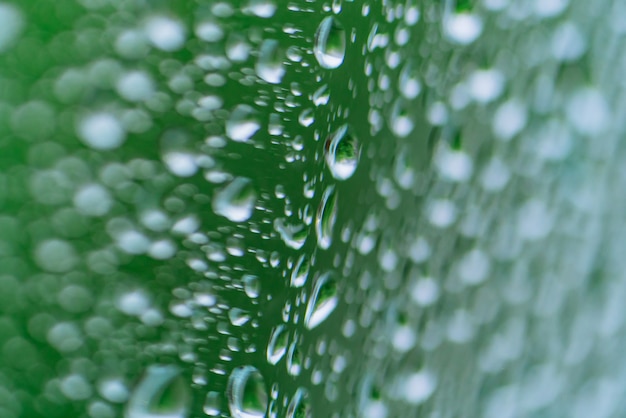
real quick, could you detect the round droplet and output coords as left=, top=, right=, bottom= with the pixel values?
left=314, top=17, right=346, bottom=69
left=145, top=16, right=186, bottom=51
left=78, top=113, right=126, bottom=150
left=324, top=125, right=360, bottom=180
left=286, top=388, right=312, bottom=418
left=315, top=186, right=337, bottom=250
left=227, top=366, right=268, bottom=418
left=73, top=183, right=112, bottom=217
left=125, top=365, right=189, bottom=418
left=34, top=239, right=78, bottom=273
left=213, top=177, right=257, bottom=222
left=305, top=272, right=338, bottom=329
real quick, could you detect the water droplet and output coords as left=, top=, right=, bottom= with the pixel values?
left=389, top=98, right=415, bottom=137
left=411, top=277, right=440, bottom=307
left=312, top=85, right=330, bottom=106
left=61, top=374, right=93, bottom=400
left=99, top=378, right=129, bottom=403
left=286, top=340, right=303, bottom=376
left=314, top=17, right=346, bottom=69
left=315, top=186, right=337, bottom=250
left=117, top=71, right=155, bottom=104
left=213, top=177, right=257, bottom=222
left=125, top=365, right=189, bottom=418
left=267, top=325, right=288, bottom=365
left=145, top=16, right=186, bottom=52
left=203, top=391, right=222, bottom=416
left=195, top=21, right=224, bottom=42
left=227, top=366, right=268, bottom=418
left=229, top=307, right=251, bottom=326
left=245, top=0, right=277, bottom=18
left=243, top=275, right=260, bottom=298
left=403, top=370, right=437, bottom=405
left=78, top=112, right=126, bottom=150
left=0, top=3, right=23, bottom=53
left=443, top=13, right=483, bottom=45
left=73, top=184, right=112, bottom=217
left=398, top=62, right=421, bottom=99
left=324, top=124, right=360, bottom=180
left=290, top=254, right=310, bottom=288
left=34, top=239, right=78, bottom=273
left=286, top=388, right=312, bottom=418
left=274, top=218, right=307, bottom=249
left=255, top=39, right=285, bottom=84
left=566, top=88, right=609, bottom=136
left=305, top=272, right=338, bottom=329
left=226, top=105, right=261, bottom=142
left=298, top=108, right=315, bottom=127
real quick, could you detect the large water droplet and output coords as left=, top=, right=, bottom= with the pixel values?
left=125, top=365, right=189, bottom=418
left=227, top=366, right=268, bottom=418
left=315, top=186, right=337, bottom=250
left=305, top=272, right=339, bottom=329
left=314, top=17, right=346, bottom=69
left=213, top=177, right=257, bottom=222
left=324, top=124, right=360, bottom=180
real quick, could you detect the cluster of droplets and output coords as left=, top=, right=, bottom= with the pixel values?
left=1, top=0, right=622, bottom=417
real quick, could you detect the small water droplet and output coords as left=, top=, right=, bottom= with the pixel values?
left=227, top=366, right=268, bottom=418
left=324, top=124, right=360, bottom=180
left=305, top=272, right=338, bottom=329
left=314, top=17, right=346, bottom=69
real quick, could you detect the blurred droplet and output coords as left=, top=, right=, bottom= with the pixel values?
left=125, top=365, right=189, bottom=418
